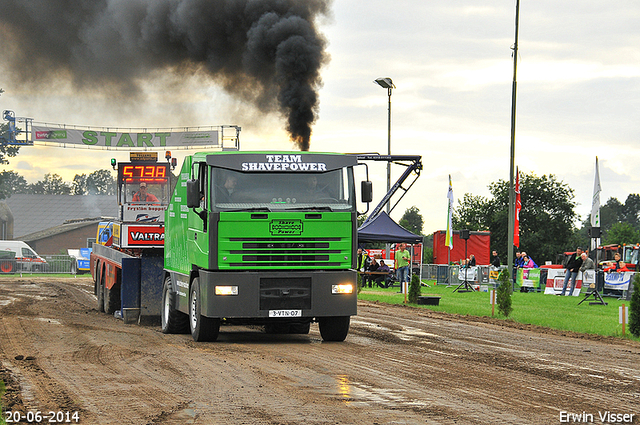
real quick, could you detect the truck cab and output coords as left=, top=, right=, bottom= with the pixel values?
left=162, top=152, right=363, bottom=342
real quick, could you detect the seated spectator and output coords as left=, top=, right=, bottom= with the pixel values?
left=365, top=256, right=380, bottom=288
left=376, top=260, right=391, bottom=288
left=604, top=252, right=628, bottom=272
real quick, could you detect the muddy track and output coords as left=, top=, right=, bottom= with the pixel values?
left=1, top=277, right=639, bottom=424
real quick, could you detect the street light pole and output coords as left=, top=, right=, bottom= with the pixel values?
left=374, top=77, right=395, bottom=214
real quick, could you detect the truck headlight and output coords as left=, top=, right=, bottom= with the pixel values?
left=332, top=284, right=354, bottom=294
left=215, top=286, right=238, bottom=296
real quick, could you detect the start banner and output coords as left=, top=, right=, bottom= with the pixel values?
left=32, top=126, right=220, bottom=148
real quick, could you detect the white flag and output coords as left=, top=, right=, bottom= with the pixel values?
left=445, top=175, right=454, bottom=249
left=591, top=157, right=601, bottom=227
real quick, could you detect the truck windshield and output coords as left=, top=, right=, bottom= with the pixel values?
left=212, top=168, right=355, bottom=211
left=123, top=180, right=169, bottom=205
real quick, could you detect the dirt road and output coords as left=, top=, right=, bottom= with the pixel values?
left=1, top=277, right=639, bottom=424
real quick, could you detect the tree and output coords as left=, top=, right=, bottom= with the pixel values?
left=454, top=172, right=577, bottom=264
left=0, top=122, right=22, bottom=195
left=603, top=222, right=640, bottom=246
left=408, top=273, right=421, bottom=304
left=357, top=214, right=368, bottom=228
left=73, top=174, right=87, bottom=195
left=399, top=206, right=424, bottom=235
left=86, top=169, right=116, bottom=195
left=496, top=269, right=513, bottom=317
left=629, top=273, right=640, bottom=337
left=0, top=170, right=28, bottom=198
left=30, top=173, right=72, bottom=195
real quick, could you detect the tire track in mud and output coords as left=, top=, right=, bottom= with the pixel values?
left=352, top=302, right=640, bottom=422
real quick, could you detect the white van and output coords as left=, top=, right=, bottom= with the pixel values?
left=0, top=241, right=48, bottom=273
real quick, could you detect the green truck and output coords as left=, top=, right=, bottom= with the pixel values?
left=160, top=151, right=368, bottom=342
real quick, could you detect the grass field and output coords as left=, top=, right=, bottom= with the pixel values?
left=358, top=280, right=639, bottom=340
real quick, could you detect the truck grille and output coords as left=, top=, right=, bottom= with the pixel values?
left=228, top=237, right=344, bottom=268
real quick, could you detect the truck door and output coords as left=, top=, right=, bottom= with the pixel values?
left=188, top=162, right=209, bottom=268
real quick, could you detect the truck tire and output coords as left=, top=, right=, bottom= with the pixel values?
left=103, top=279, right=120, bottom=315
left=318, top=316, right=350, bottom=342
left=189, top=278, right=220, bottom=342
left=97, top=266, right=105, bottom=313
left=162, top=276, right=189, bottom=334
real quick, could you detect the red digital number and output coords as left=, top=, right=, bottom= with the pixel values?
left=123, top=166, right=134, bottom=179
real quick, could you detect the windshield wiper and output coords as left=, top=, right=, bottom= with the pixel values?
left=220, top=206, right=273, bottom=212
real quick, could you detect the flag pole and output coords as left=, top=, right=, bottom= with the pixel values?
left=446, top=175, right=454, bottom=281
left=507, top=0, right=520, bottom=280
left=590, top=156, right=601, bottom=250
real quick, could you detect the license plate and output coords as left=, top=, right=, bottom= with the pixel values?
left=269, top=309, right=302, bottom=318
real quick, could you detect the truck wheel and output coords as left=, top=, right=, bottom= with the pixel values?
left=189, top=278, right=220, bottom=342
left=162, top=276, right=189, bottom=334
left=103, top=280, right=120, bottom=315
left=318, top=316, right=350, bottom=342
left=97, top=267, right=105, bottom=313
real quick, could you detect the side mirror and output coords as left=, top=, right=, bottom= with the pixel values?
left=186, top=179, right=200, bottom=208
left=361, top=181, right=373, bottom=203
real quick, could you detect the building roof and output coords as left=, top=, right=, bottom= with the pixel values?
left=3, top=194, right=117, bottom=239
left=19, top=218, right=104, bottom=242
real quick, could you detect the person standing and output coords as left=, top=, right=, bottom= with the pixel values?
left=491, top=250, right=501, bottom=268
left=561, top=247, right=583, bottom=296
left=356, top=248, right=369, bottom=273
left=395, top=243, right=411, bottom=290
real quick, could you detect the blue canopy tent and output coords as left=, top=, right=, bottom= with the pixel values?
left=357, top=212, right=424, bottom=281
left=357, top=211, right=423, bottom=244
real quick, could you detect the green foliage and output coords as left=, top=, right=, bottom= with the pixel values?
left=454, top=172, right=577, bottom=264
left=422, top=247, right=433, bottom=264
left=72, top=169, right=116, bottom=195
left=0, top=170, right=28, bottom=199
left=579, top=194, right=640, bottom=244
left=0, top=122, right=21, bottom=165
left=87, top=169, right=116, bottom=195
left=497, top=269, right=513, bottom=317
left=603, top=222, right=640, bottom=246
left=29, top=173, right=72, bottom=194
left=630, top=274, right=640, bottom=337
left=399, top=206, right=424, bottom=235
left=72, top=173, right=87, bottom=195
left=408, top=273, right=421, bottom=303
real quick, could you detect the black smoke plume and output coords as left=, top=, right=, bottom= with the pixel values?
left=0, top=0, right=331, bottom=150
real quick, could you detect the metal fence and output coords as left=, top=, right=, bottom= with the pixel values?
left=0, top=255, right=88, bottom=275
left=421, top=264, right=508, bottom=288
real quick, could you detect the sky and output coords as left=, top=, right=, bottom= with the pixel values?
left=1, top=0, right=640, bottom=236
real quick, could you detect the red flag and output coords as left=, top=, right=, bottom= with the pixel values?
left=514, top=168, right=521, bottom=248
